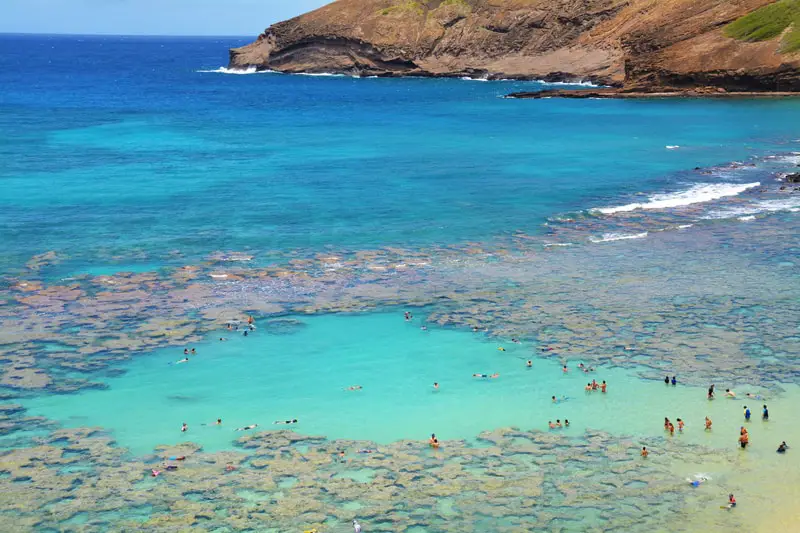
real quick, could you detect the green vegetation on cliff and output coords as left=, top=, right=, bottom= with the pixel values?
left=724, top=0, right=800, bottom=53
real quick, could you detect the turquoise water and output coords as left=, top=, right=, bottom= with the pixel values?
left=3, top=34, right=800, bottom=531
left=22, top=312, right=792, bottom=456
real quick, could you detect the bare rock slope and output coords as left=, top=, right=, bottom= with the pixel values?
left=229, top=0, right=800, bottom=91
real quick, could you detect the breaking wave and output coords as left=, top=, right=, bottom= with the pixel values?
left=589, top=232, right=648, bottom=243
left=593, top=182, right=761, bottom=215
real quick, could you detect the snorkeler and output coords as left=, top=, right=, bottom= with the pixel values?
left=345, top=385, right=363, bottom=391
left=273, top=419, right=298, bottom=425
left=497, top=347, right=505, bottom=352
left=472, top=373, right=499, bottom=379
left=235, top=424, right=258, bottom=431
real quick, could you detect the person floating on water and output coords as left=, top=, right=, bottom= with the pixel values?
left=151, top=469, right=161, bottom=477
left=235, top=424, right=258, bottom=431
left=497, top=346, right=505, bottom=352
left=762, top=404, right=769, bottom=420
left=472, top=373, right=499, bottom=379
left=688, top=476, right=706, bottom=488
left=512, top=338, right=520, bottom=344
left=174, top=357, right=189, bottom=365
left=725, top=389, right=736, bottom=398
left=725, top=493, right=736, bottom=509
left=219, top=337, right=227, bottom=341
left=429, top=433, right=440, bottom=449
left=641, top=446, right=648, bottom=458
left=744, top=406, right=751, bottom=421
left=273, top=419, right=298, bottom=425
left=777, top=441, right=788, bottom=453
left=345, top=385, right=363, bottom=391
left=526, top=360, right=532, bottom=368
left=705, top=416, right=712, bottom=430
left=181, top=422, right=188, bottom=432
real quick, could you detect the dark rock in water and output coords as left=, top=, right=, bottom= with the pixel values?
left=265, top=318, right=306, bottom=336
left=785, top=173, right=800, bottom=183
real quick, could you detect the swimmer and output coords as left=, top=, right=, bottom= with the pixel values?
left=472, top=373, right=499, bottom=379
left=190, top=348, right=196, bottom=355
left=705, top=416, right=712, bottom=430
left=725, top=389, right=735, bottom=398
left=497, top=346, right=505, bottom=352
left=725, top=493, right=736, bottom=509
left=429, top=433, right=440, bottom=449
left=552, top=395, right=558, bottom=403
left=181, top=423, right=188, bottom=432
left=151, top=469, right=161, bottom=477
left=591, top=379, right=598, bottom=390
left=562, top=365, right=568, bottom=373
left=420, top=326, right=427, bottom=331
left=358, top=449, right=374, bottom=454
left=184, top=348, right=189, bottom=355
left=641, top=446, right=648, bottom=457
left=601, top=380, right=607, bottom=393
left=585, top=383, right=593, bottom=392
left=173, top=357, right=189, bottom=364
left=777, top=441, right=788, bottom=453
left=564, top=419, right=569, bottom=427
left=219, top=337, right=227, bottom=341
left=762, top=404, right=769, bottom=420
left=677, top=418, right=684, bottom=432
left=353, top=519, right=362, bottom=533
left=542, top=347, right=554, bottom=352
left=433, top=382, right=439, bottom=390
left=512, top=338, right=520, bottom=344
left=526, top=360, right=532, bottom=368
left=555, top=419, right=562, bottom=428
left=745, top=392, right=762, bottom=400
left=578, top=363, right=585, bottom=370
left=688, top=477, right=705, bottom=488
left=345, top=385, right=363, bottom=391
left=549, top=421, right=556, bottom=429
left=235, top=424, right=258, bottom=431
left=216, top=418, right=222, bottom=425
left=273, top=419, right=298, bottom=425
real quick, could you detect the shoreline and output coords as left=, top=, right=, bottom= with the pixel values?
left=506, top=88, right=800, bottom=100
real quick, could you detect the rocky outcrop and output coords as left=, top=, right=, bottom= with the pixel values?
left=229, top=0, right=800, bottom=91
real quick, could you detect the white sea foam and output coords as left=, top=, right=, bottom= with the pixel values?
left=197, top=66, right=274, bottom=75
left=589, top=232, right=648, bottom=243
left=593, top=182, right=761, bottom=215
left=543, top=242, right=575, bottom=247
left=738, top=215, right=756, bottom=221
left=666, top=145, right=680, bottom=150
left=705, top=197, right=800, bottom=219
left=295, top=72, right=347, bottom=77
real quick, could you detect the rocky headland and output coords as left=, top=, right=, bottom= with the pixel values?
left=229, top=0, right=800, bottom=92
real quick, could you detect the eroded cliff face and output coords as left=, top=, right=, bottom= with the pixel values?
left=229, top=0, right=800, bottom=90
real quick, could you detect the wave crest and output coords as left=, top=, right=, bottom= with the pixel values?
left=589, top=232, right=648, bottom=243
left=197, top=66, right=274, bottom=75
left=593, top=182, right=760, bottom=215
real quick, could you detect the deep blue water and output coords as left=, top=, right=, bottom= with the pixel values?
left=1, top=34, right=800, bottom=275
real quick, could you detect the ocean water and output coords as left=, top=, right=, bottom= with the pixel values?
left=2, top=34, right=800, bottom=532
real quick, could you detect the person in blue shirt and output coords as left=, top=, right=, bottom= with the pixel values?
left=744, top=406, right=751, bottom=421
left=762, top=404, right=769, bottom=420
left=671, top=376, right=677, bottom=386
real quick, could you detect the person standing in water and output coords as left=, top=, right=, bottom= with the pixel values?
left=705, top=417, right=712, bottom=430
left=664, top=376, right=670, bottom=384
left=601, top=380, right=607, bottom=393
left=671, top=376, right=677, bottom=386
left=744, top=406, right=751, bottom=421
left=708, top=384, right=715, bottom=399
left=181, top=422, right=188, bottom=432
left=641, top=446, right=648, bottom=457
left=429, top=433, right=440, bottom=449
left=762, top=404, right=769, bottom=420
left=353, top=519, right=362, bottom=533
